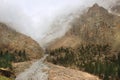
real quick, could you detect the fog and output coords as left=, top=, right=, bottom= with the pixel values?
left=0, top=0, right=118, bottom=47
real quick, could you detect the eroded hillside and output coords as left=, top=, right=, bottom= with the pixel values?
left=0, top=23, right=43, bottom=60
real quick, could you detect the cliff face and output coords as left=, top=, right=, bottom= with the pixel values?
left=0, top=23, right=43, bottom=60
left=48, top=4, right=120, bottom=50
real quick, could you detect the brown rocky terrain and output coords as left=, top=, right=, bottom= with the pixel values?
left=0, top=23, right=43, bottom=60
left=48, top=3, right=120, bottom=50
left=47, top=35, right=81, bottom=50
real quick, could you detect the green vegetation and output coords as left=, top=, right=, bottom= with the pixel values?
left=46, top=47, right=75, bottom=67
left=0, top=50, right=29, bottom=69
left=47, top=44, right=120, bottom=80
left=0, top=49, right=29, bottom=79
left=0, top=76, right=13, bottom=80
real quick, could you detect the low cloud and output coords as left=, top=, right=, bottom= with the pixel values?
left=0, top=0, right=118, bottom=47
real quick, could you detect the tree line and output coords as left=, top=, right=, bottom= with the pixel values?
left=0, top=50, right=29, bottom=69
left=47, top=44, right=120, bottom=80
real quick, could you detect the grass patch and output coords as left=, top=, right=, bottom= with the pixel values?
left=0, top=76, right=12, bottom=80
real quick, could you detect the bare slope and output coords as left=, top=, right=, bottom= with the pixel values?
left=48, top=63, right=100, bottom=80
left=0, top=23, right=43, bottom=60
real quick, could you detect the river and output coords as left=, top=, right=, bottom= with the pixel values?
left=15, top=55, right=49, bottom=80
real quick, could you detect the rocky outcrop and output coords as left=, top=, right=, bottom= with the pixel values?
left=0, top=23, right=43, bottom=60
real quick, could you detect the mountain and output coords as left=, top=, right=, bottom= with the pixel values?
left=48, top=3, right=120, bottom=50
left=46, top=4, right=120, bottom=80
left=0, top=23, right=43, bottom=60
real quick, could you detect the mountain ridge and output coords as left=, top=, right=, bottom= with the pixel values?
left=0, top=22, right=43, bottom=60
left=47, top=3, right=120, bottom=50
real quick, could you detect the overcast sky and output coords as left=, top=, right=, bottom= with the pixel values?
left=0, top=0, right=117, bottom=46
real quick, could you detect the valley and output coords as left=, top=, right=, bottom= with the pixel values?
left=0, top=1, right=120, bottom=80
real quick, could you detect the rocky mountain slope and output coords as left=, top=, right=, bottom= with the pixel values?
left=0, top=23, right=43, bottom=60
left=48, top=3, right=120, bottom=50
left=46, top=4, right=120, bottom=80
